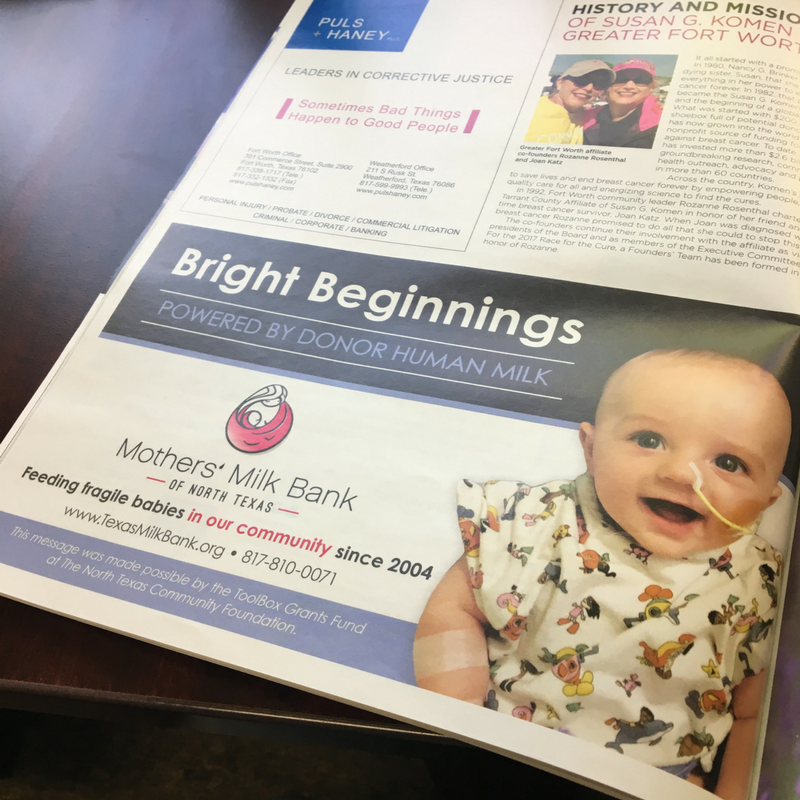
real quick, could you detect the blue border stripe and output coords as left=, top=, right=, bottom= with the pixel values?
left=0, top=511, right=416, bottom=683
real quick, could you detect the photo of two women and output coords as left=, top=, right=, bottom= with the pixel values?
left=524, top=54, right=678, bottom=149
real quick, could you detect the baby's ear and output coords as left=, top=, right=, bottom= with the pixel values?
left=579, top=422, right=596, bottom=474
left=767, top=482, right=783, bottom=508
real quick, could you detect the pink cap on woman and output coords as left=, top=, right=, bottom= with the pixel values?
left=614, top=58, right=655, bottom=76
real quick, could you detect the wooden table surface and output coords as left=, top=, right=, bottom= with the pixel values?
left=0, top=0, right=439, bottom=743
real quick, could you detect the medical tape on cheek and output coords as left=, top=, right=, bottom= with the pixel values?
left=688, top=462, right=750, bottom=533
left=413, top=630, right=489, bottom=680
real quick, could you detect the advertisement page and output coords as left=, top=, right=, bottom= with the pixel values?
left=1, top=222, right=799, bottom=799
left=3, top=2, right=800, bottom=800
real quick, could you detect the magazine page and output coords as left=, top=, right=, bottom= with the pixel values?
left=1, top=2, right=800, bottom=800
left=155, top=0, right=800, bottom=316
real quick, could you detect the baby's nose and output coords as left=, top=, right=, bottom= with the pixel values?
left=657, top=453, right=697, bottom=485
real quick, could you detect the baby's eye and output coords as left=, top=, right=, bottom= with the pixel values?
left=714, top=454, right=747, bottom=474
left=632, top=431, right=663, bottom=450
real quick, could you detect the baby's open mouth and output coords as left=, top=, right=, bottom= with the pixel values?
left=642, top=498, right=703, bottom=524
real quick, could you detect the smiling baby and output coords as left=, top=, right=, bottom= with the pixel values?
left=414, top=350, right=790, bottom=798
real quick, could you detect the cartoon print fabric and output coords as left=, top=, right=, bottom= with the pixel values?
left=458, top=473, right=780, bottom=773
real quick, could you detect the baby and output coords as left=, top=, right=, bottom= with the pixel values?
left=414, top=350, right=790, bottom=798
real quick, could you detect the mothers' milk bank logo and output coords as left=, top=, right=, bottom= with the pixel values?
left=226, top=385, right=294, bottom=453
left=287, top=0, right=429, bottom=52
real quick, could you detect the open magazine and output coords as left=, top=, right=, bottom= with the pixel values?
left=2, top=1, right=800, bottom=798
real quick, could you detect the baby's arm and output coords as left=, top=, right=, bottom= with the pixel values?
left=714, top=670, right=766, bottom=800
left=413, top=554, right=490, bottom=705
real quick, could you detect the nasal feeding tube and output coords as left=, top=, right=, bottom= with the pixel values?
left=688, top=462, right=751, bottom=533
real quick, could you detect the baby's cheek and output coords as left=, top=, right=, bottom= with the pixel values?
left=725, top=493, right=768, bottom=526
left=591, top=473, right=613, bottom=505
left=592, top=479, right=630, bottom=522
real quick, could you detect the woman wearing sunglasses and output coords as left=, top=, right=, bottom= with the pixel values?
left=582, top=59, right=662, bottom=148
left=524, top=59, right=615, bottom=145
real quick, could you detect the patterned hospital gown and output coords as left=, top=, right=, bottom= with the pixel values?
left=458, top=473, right=781, bottom=773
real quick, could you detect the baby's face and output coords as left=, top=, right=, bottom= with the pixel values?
left=579, top=354, right=791, bottom=559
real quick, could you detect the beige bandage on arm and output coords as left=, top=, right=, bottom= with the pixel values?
left=413, top=629, right=489, bottom=679
left=413, top=555, right=491, bottom=704
left=414, top=629, right=490, bottom=705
